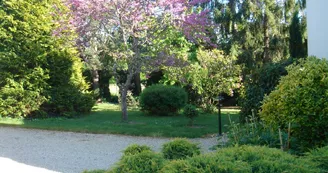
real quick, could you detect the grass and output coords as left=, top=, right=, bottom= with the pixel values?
left=0, top=103, right=239, bottom=138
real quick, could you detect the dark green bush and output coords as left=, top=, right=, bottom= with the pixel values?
left=183, top=104, right=199, bottom=126
left=123, top=144, right=152, bottom=156
left=111, top=151, right=165, bottom=173
left=261, top=57, right=328, bottom=151
left=306, top=146, right=328, bottom=172
left=162, top=138, right=200, bottom=160
left=139, top=84, right=187, bottom=116
left=239, top=59, right=293, bottom=121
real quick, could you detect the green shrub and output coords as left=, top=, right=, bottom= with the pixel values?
left=306, top=146, right=328, bottom=172
left=111, top=151, right=165, bottom=173
left=123, top=144, right=152, bottom=156
left=44, top=86, right=95, bottom=117
left=215, top=146, right=320, bottom=173
left=260, top=57, right=328, bottom=151
left=139, top=84, right=187, bottom=116
left=162, top=138, right=200, bottom=160
left=183, top=104, right=199, bottom=126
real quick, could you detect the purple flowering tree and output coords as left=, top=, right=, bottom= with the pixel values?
left=63, top=0, right=213, bottom=121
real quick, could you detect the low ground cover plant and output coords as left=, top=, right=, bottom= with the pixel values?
left=84, top=142, right=325, bottom=173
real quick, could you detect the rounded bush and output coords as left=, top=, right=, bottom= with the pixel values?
left=139, top=84, right=187, bottom=116
left=162, top=138, right=200, bottom=160
left=111, top=151, right=165, bottom=173
left=123, top=144, right=152, bottom=156
left=260, top=57, right=328, bottom=150
left=183, top=104, right=199, bottom=126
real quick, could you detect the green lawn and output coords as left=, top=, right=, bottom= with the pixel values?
left=0, top=103, right=239, bottom=138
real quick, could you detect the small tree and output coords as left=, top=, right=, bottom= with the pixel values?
left=63, top=0, right=213, bottom=121
left=183, top=104, right=199, bottom=126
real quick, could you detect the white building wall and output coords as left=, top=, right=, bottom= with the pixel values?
left=307, top=0, right=328, bottom=59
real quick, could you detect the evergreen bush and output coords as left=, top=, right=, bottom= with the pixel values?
left=162, top=138, right=200, bottom=160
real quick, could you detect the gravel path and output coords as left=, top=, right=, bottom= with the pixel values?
left=0, top=127, right=220, bottom=173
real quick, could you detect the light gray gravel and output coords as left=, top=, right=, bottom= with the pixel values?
left=0, top=127, right=221, bottom=173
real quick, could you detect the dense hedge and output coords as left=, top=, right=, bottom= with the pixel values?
left=0, top=0, right=95, bottom=118
left=261, top=57, right=328, bottom=150
left=139, top=84, right=187, bottom=116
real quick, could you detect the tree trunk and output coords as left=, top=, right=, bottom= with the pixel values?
left=229, top=0, right=237, bottom=35
left=120, top=87, right=128, bottom=122
left=263, top=13, right=270, bottom=63
left=132, top=72, right=141, bottom=96
left=99, top=70, right=111, bottom=102
left=91, top=69, right=101, bottom=102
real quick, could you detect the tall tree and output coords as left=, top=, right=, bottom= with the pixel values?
left=63, top=0, right=213, bottom=121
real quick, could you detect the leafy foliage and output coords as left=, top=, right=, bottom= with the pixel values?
left=261, top=57, right=328, bottom=151
left=139, top=85, right=187, bottom=116
left=162, top=138, right=200, bottom=160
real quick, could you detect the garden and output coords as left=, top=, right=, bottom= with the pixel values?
left=1, top=0, right=328, bottom=172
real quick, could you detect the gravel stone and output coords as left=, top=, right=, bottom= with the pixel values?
left=0, top=127, right=221, bottom=173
